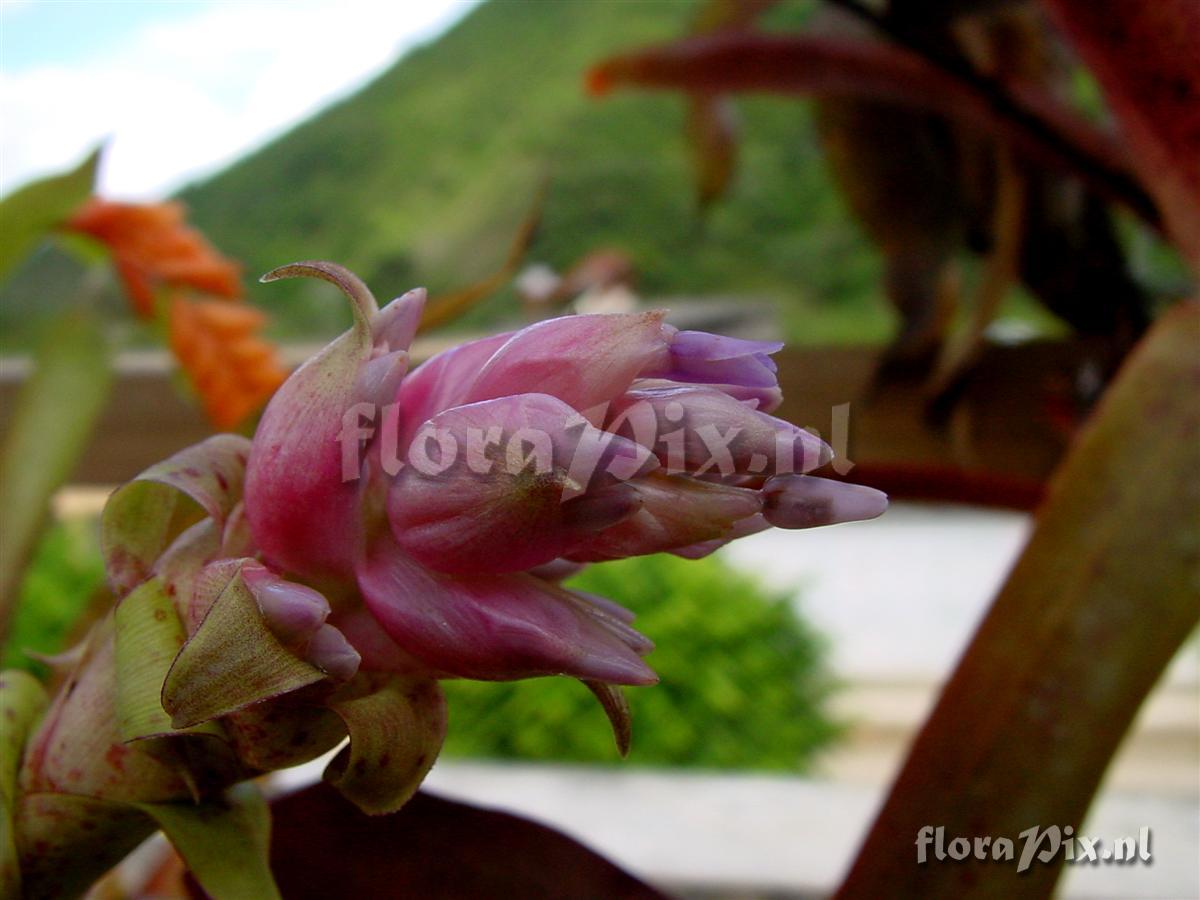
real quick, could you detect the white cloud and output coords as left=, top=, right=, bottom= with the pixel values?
left=0, top=0, right=37, bottom=16
left=0, top=0, right=475, bottom=199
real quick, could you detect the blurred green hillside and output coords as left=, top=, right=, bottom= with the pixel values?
left=1, top=0, right=1073, bottom=350
left=175, top=0, right=895, bottom=343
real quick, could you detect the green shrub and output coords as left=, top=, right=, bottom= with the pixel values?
left=442, top=552, right=839, bottom=770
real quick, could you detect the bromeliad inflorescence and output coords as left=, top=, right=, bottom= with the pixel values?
left=2, top=262, right=885, bottom=898
left=245, top=262, right=886, bottom=690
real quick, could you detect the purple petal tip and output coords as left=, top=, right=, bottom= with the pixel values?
left=305, top=624, right=361, bottom=681
left=762, top=475, right=888, bottom=529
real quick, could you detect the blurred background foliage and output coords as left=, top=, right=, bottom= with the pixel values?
left=1, top=0, right=1078, bottom=350
left=2, top=519, right=104, bottom=674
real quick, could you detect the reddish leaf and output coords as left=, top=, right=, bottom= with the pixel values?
left=587, top=32, right=1154, bottom=223
left=1043, top=0, right=1200, bottom=270
left=267, top=783, right=667, bottom=900
left=836, top=302, right=1200, bottom=898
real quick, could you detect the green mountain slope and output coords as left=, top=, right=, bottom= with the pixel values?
left=177, top=0, right=892, bottom=342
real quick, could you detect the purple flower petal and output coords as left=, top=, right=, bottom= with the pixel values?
left=465, top=312, right=670, bottom=415
left=242, top=563, right=330, bottom=646
left=304, top=624, right=361, bottom=682
left=568, top=473, right=762, bottom=561
left=668, top=512, right=771, bottom=559
left=607, top=386, right=831, bottom=477
left=669, top=330, right=784, bottom=362
left=641, top=329, right=784, bottom=389
left=394, top=332, right=513, bottom=446
left=527, top=558, right=588, bottom=583
left=371, top=287, right=426, bottom=353
left=386, top=393, right=655, bottom=576
left=357, top=534, right=657, bottom=685
left=762, top=475, right=889, bottom=528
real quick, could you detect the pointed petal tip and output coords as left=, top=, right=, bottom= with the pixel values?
left=569, top=590, right=655, bottom=655
left=258, top=260, right=378, bottom=323
left=582, top=679, right=633, bottom=757
left=586, top=650, right=658, bottom=686
left=528, top=558, right=588, bottom=583
left=763, top=475, right=889, bottom=529
left=259, top=260, right=326, bottom=284
left=306, top=625, right=361, bottom=682
left=242, top=565, right=331, bottom=646
left=813, top=437, right=835, bottom=470
left=854, top=487, right=892, bottom=520
left=374, top=287, right=428, bottom=351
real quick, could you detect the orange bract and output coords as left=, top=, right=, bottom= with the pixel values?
left=66, top=196, right=284, bottom=427
left=169, top=296, right=288, bottom=429
left=66, top=198, right=242, bottom=317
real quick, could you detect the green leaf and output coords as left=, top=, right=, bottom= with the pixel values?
left=114, top=578, right=188, bottom=740
left=0, top=670, right=47, bottom=806
left=137, top=782, right=280, bottom=900
left=162, top=560, right=326, bottom=729
left=325, top=673, right=446, bottom=815
left=0, top=311, right=111, bottom=644
left=0, top=146, right=99, bottom=280
left=100, top=434, right=252, bottom=596
left=113, top=577, right=221, bottom=744
left=838, top=303, right=1200, bottom=899
left=0, top=670, right=48, bottom=898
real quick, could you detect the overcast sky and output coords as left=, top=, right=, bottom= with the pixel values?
left=0, top=0, right=479, bottom=199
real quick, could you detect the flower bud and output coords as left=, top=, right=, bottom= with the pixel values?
left=762, top=474, right=889, bottom=528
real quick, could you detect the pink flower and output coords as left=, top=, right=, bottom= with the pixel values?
left=76, top=259, right=886, bottom=833
left=244, top=262, right=887, bottom=687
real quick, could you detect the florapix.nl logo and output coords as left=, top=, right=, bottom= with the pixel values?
left=916, top=825, right=1153, bottom=873
left=336, top=398, right=856, bottom=491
